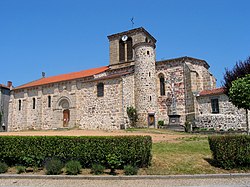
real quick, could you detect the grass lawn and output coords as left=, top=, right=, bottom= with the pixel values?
left=139, top=136, right=250, bottom=175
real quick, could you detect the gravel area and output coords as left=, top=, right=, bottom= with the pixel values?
left=0, top=129, right=193, bottom=143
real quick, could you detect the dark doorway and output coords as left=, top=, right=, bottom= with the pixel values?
left=148, top=114, right=155, bottom=127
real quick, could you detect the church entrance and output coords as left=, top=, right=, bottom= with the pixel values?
left=63, top=109, right=70, bottom=127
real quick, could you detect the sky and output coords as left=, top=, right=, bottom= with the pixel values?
left=0, top=0, right=249, bottom=87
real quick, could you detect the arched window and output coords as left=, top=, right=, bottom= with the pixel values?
left=32, top=98, right=36, bottom=109
left=160, top=75, right=165, bottom=96
left=119, top=39, right=125, bottom=62
left=18, top=100, right=21, bottom=111
left=119, top=37, right=133, bottom=62
left=127, top=37, right=133, bottom=61
left=97, top=83, right=104, bottom=97
left=48, top=95, right=51, bottom=108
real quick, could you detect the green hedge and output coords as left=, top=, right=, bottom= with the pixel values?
left=208, top=135, right=250, bottom=169
left=0, top=136, right=152, bottom=168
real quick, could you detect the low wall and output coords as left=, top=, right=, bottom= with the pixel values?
left=195, top=114, right=247, bottom=131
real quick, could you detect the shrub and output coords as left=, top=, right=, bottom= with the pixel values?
left=158, top=120, right=164, bottom=127
left=124, top=165, right=138, bottom=175
left=91, top=164, right=105, bottom=175
left=0, top=136, right=152, bottom=169
left=0, top=162, right=8, bottom=174
left=208, top=135, right=250, bottom=169
left=16, top=166, right=26, bottom=174
left=45, top=158, right=64, bottom=175
left=127, top=106, right=138, bottom=127
left=65, top=160, right=82, bottom=175
left=106, top=153, right=122, bottom=175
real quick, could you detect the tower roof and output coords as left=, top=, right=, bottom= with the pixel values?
left=107, top=27, right=157, bottom=43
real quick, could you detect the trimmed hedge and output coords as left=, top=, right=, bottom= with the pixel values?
left=208, top=135, right=250, bottom=169
left=0, top=136, right=152, bottom=168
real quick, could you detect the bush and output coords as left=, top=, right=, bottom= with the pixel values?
left=124, top=165, right=138, bottom=175
left=91, top=164, right=105, bottom=175
left=16, top=166, right=26, bottom=174
left=106, top=153, right=122, bottom=174
left=0, top=162, right=8, bottom=173
left=0, top=136, right=152, bottom=169
left=208, top=135, right=250, bottom=169
left=45, top=158, right=64, bottom=175
left=127, top=106, right=138, bottom=127
left=158, top=120, right=164, bottom=127
left=65, top=160, right=82, bottom=175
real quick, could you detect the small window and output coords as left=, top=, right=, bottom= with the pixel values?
left=211, top=98, right=219, bottom=114
left=18, top=100, right=21, bottom=111
left=48, top=96, right=51, bottom=108
left=149, top=96, right=152, bottom=101
left=97, top=83, right=104, bottom=97
left=33, top=98, right=36, bottom=109
left=149, top=72, right=151, bottom=77
left=147, top=51, right=150, bottom=55
left=160, top=75, right=165, bottom=96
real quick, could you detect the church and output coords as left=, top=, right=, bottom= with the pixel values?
left=7, top=27, right=247, bottom=131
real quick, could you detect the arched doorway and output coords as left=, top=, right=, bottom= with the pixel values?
left=58, top=98, right=70, bottom=127
left=63, top=109, right=70, bottom=127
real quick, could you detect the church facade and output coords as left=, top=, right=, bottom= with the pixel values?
left=7, top=27, right=247, bottom=131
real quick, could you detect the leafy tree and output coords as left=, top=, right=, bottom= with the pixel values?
left=126, top=106, right=138, bottom=127
left=223, top=57, right=250, bottom=135
left=223, top=57, right=250, bottom=95
left=229, top=75, right=250, bottom=134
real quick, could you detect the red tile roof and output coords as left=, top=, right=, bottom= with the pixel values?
left=15, top=66, right=109, bottom=90
left=199, top=87, right=226, bottom=96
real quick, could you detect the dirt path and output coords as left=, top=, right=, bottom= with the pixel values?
left=0, top=129, right=195, bottom=143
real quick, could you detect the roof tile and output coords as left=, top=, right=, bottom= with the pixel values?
left=15, top=66, right=109, bottom=90
left=199, top=87, right=226, bottom=96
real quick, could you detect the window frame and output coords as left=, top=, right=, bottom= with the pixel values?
left=159, top=75, right=165, bottom=96
left=97, top=82, right=104, bottom=97
left=211, top=98, right=219, bottom=114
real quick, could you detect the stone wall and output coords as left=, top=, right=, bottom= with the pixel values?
left=156, top=61, right=186, bottom=125
left=0, top=88, right=10, bottom=131
left=8, top=71, right=135, bottom=131
left=196, top=94, right=247, bottom=130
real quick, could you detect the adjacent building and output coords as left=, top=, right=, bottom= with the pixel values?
left=0, top=82, right=11, bottom=131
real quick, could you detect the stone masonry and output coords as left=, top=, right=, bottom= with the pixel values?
left=7, top=27, right=245, bottom=131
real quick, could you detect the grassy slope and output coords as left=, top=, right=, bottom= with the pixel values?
left=140, top=136, right=250, bottom=175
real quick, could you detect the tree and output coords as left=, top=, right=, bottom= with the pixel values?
left=223, top=57, right=250, bottom=95
left=223, top=56, right=250, bottom=135
left=229, top=75, right=250, bottom=134
left=126, top=106, right=138, bottom=127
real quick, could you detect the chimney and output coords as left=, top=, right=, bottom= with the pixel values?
left=7, top=81, right=12, bottom=88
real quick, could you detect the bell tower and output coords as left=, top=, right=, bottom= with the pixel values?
left=107, top=27, right=156, bottom=68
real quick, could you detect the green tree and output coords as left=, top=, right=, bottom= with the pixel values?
left=229, top=75, right=250, bottom=135
left=223, top=57, right=250, bottom=95
left=223, top=56, right=250, bottom=135
left=126, top=106, right=138, bottom=127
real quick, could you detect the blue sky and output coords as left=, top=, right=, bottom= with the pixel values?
left=0, top=0, right=249, bottom=87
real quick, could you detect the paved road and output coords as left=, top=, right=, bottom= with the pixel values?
left=0, top=177, right=250, bottom=187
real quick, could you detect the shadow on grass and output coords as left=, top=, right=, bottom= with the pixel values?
left=203, top=157, right=220, bottom=168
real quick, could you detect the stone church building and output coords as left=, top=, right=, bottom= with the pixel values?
left=7, top=27, right=247, bottom=131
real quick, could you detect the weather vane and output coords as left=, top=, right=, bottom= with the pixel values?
left=131, top=17, right=134, bottom=28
